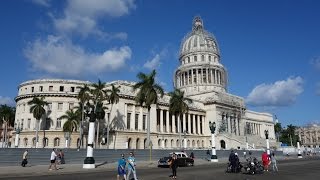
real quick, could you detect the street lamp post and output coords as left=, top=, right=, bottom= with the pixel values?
left=264, top=130, right=270, bottom=155
left=83, top=104, right=96, bottom=169
left=209, top=121, right=218, bottom=162
left=14, top=125, right=21, bottom=148
left=297, top=141, right=302, bottom=158
left=64, top=132, right=70, bottom=149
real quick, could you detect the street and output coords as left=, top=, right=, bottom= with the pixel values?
left=1, top=157, right=320, bottom=180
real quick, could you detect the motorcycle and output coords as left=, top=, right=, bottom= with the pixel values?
left=243, top=157, right=264, bottom=175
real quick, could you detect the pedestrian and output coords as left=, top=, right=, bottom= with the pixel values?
left=228, top=150, right=237, bottom=173
left=261, top=150, right=270, bottom=171
left=243, top=151, right=247, bottom=160
left=48, top=148, right=58, bottom=171
left=21, top=149, right=28, bottom=167
left=58, top=149, right=65, bottom=164
left=190, top=152, right=195, bottom=159
left=271, top=152, right=278, bottom=172
left=117, top=154, right=127, bottom=180
left=206, top=149, right=210, bottom=160
left=127, top=152, right=137, bottom=180
left=168, top=153, right=178, bottom=179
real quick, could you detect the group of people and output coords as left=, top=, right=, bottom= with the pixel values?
left=228, top=150, right=279, bottom=173
left=117, top=152, right=138, bottom=180
left=49, top=148, right=65, bottom=170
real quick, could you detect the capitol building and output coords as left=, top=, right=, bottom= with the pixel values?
left=14, top=17, right=276, bottom=150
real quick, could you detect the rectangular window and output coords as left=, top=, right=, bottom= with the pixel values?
left=127, top=113, right=131, bottom=130
left=69, top=103, right=74, bottom=110
left=21, top=120, right=24, bottom=130
left=39, top=86, right=43, bottom=92
left=47, top=103, right=52, bottom=111
left=193, top=69, right=197, bottom=83
left=203, top=69, right=207, bottom=83
left=135, top=114, right=139, bottom=130
left=143, top=115, right=146, bottom=130
left=58, top=103, right=63, bottom=111
left=31, top=87, right=34, bottom=92
left=57, top=118, right=61, bottom=129
left=49, top=86, right=53, bottom=91
left=45, top=118, right=50, bottom=130
left=27, top=119, right=31, bottom=129
left=70, top=87, right=75, bottom=92
left=194, top=55, right=197, bottom=62
left=59, top=86, right=64, bottom=92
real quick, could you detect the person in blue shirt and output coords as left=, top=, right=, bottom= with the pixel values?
left=127, top=152, right=137, bottom=180
left=117, top=154, right=127, bottom=180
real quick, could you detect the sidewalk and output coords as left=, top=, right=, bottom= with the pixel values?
left=0, top=155, right=299, bottom=178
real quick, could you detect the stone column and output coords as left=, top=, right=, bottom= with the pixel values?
left=172, top=114, right=176, bottom=133
left=227, top=115, right=231, bottom=133
left=160, top=109, right=163, bottom=132
left=130, top=105, right=135, bottom=130
left=197, top=115, right=201, bottom=135
left=166, top=110, right=170, bottom=133
left=183, top=113, right=186, bottom=133
left=124, top=103, right=128, bottom=129
left=192, top=114, right=196, bottom=134
left=139, top=107, right=143, bottom=131
left=188, top=113, right=191, bottom=134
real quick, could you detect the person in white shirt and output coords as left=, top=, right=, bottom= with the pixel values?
left=49, top=148, right=58, bottom=170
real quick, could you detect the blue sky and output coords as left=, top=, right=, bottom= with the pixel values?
left=0, top=0, right=319, bottom=127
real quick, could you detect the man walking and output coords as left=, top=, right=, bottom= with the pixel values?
left=117, top=154, right=127, bottom=180
left=21, top=149, right=28, bottom=167
left=127, top=152, right=137, bottom=180
left=49, top=148, right=58, bottom=170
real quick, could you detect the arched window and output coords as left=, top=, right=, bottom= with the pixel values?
left=192, top=140, right=195, bottom=148
left=194, top=56, right=197, bottom=62
left=24, top=138, right=28, bottom=147
left=201, top=55, right=204, bottom=61
left=220, top=140, right=226, bottom=149
left=208, top=55, right=211, bottom=61
left=187, top=57, right=190, bottom=63
left=54, top=137, right=60, bottom=147
left=136, top=138, right=140, bottom=149
left=144, top=138, right=147, bottom=149
left=202, top=140, right=205, bottom=148
left=158, top=139, right=161, bottom=148
left=43, top=137, right=49, bottom=147
left=165, top=139, right=168, bottom=148
left=32, top=137, right=36, bottom=147
left=128, top=138, right=132, bottom=149
left=187, top=140, right=190, bottom=148
left=171, top=139, right=174, bottom=148
left=176, top=140, right=179, bottom=147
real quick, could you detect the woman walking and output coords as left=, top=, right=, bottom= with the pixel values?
left=271, top=152, right=278, bottom=172
left=169, top=153, right=178, bottom=179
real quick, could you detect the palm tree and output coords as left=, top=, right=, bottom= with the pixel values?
left=0, top=105, right=15, bottom=148
left=77, top=84, right=90, bottom=148
left=169, top=88, right=192, bottom=149
left=90, top=80, right=107, bottom=148
left=105, top=84, right=120, bottom=149
left=133, top=70, right=164, bottom=149
left=59, top=109, right=81, bottom=148
left=28, top=97, right=48, bottom=148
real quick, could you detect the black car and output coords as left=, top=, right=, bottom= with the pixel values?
left=158, top=152, right=194, bottom=167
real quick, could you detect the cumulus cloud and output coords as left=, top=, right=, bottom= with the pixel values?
left=31, top=0, right=51, bottom=7
left=24, top=35, right=132, bottom=77
left=246, top=77, right=304, bottom=107
left=53, top=0, right=136, bottom=37
left=0, top=96, right=15, bottom=106
left=310, top=56, right=320, bottom=71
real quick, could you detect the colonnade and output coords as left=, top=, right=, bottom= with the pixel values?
left=176, top=68, right=225, bottom=87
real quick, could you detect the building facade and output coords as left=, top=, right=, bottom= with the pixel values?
left=14, top=17, right=276, bottom=150
left=296, top=124, right=320, bottom=148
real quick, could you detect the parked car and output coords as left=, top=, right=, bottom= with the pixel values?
left=158, top=152, right=194, bottom=167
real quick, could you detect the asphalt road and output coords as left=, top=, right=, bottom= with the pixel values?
left=2, top=157, right=320, bottom=180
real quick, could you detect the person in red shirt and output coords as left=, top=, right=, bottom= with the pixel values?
left=261, top=151, right=270, bottom=171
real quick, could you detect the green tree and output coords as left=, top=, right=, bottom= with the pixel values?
left=274, top=122, right=282, bottom=142
left=90, top=80, right=107, bottom=148
left=133, top=70, right=164, bottom=149
left=105, top=84, right=120, bottom=149
left=59, top=109, right=81, bottom=133
left=27, top=97, right=48, bottom=148
left=0, top=104, right=15, bottom=148
left=76, top=84, right=90, bottom=148
left=169, top=88, right=192, bottom=149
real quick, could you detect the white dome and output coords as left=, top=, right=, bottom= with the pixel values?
left=180, top=16, right=220, bottom=57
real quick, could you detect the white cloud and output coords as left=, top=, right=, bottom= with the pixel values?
left=31, top=0, right=51, bottom=7
left=0, top=96, right=15, bottom=106
left=53, top=0, right=136, bottom=37
left=143, top=54, right=161, bottom=70
left=246, top=77, right=304, bottom=107
left=311, top=57, right=320, bottom=71
left=24, top=35, right=132, bottom=77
